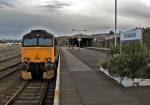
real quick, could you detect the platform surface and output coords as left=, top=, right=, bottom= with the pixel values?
left=60, top=48, right=150, bottom=105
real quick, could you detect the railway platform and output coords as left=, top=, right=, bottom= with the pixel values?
left=59, top=48, right=140, bottom=105
left=60, top=48, right=81, bottom=105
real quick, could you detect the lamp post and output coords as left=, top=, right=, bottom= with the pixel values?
left=72, top=29, right=87, bottom=49
left=115, top=0, right=117, bottom=46
left=93, top=38, right=96, bottom=47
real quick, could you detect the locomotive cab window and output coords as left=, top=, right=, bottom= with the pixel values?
left=23, top=38, right=37, bottom=46
left=23, top=37, right=53, bottom=47
left=39, top=38, right=53, bottom=46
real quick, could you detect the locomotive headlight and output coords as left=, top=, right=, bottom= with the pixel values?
left=47, top=58, right=51, bottom=62
left=24, top=58, right=28, bottom=62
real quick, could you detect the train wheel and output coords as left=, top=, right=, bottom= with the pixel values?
left=43, top=69, right=55, bottom=79
left=21, top=71, right=32, bottom=80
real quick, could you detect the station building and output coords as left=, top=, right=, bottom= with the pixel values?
left=69, top=34, right=93, bottom=47
left=91, top=27, right=150, bottom=49
left=91, top=33, right=120, bottom=48
left=57, top=27, right=150, bottom=48
left=56, top=36, right=71, bottom=46
left=121, top=27, right=150, bottom=48
left=142, top=27, right=150, bottom=48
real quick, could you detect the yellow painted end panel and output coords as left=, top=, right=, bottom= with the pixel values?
left=21, top=47, right=54, bottom=63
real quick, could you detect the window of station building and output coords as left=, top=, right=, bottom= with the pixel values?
left=23, top=38, right=37, bottom=46
left=38, top=38, right=53, bottom=46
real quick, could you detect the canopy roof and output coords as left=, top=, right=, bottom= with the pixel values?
left=71, top=34, right=92, bottom=39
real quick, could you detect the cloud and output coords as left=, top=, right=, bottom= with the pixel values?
left=103, top=0, right=150, bottom=28
left=0, top=8, right=114, bottom=39
left=119, top=1, right=150, bottom=20
left=0, top=0, right=150, bottom=39
left=0, top=0, right=72, bottom=9
left=0, top=1, right=15, bottom=8
left=39, top=1, right=72, bottom=9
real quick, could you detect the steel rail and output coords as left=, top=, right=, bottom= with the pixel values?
left=0, top=63, right=20, bottom=71
left=39, top=81, right=50, bottom=105
left=0, top=64, right=20, bottom=79
left=5, top=80, right=56, bottom=105
left=5, top=81, right=30, bottom=105
left=0, top=54, right=20, bottom=63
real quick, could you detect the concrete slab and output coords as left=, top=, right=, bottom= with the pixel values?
left=62, top=48, right=92, bottom=72
left=67, top=48, right=150, bottom=105
left=71, top=71, right=140, bottom=105
left=60, top=48, right=143, bottom=105
left=60, top=49, right=81, bottom=105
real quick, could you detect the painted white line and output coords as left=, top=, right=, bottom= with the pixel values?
left=53, top=55, right=60, bottom=105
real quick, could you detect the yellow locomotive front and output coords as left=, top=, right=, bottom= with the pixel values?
left=21, top=30, right=59, bottom=80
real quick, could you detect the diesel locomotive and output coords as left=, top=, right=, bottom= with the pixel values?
left=21, top=30, right=59, bottom=80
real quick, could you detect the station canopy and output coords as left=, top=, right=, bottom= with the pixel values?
left=71, top=34, right=92, bottom=39
left=69, top=34, right=93, bottom=47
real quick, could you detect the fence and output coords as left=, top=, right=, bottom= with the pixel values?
left=0, top=43, right=21, bottom=58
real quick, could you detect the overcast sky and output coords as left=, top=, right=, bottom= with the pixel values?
left=0, top=0, right=150, bottom=39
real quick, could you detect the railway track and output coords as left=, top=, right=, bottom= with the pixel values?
left=0, top=54, right=20, bottom=63
left=0, top=63, right=20, bottom=79
left=4, top=79, right=56, bottom=105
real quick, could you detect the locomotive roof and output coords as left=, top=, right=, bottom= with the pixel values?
left=23, top=30, right=54, bottom=38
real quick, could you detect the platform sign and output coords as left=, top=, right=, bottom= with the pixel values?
left=77, top=38, right=82, bottom=42
left=120, top=28, right=142, bottom=42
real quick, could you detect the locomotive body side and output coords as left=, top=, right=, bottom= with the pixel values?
left=21, top=47, right=55, bottom=63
